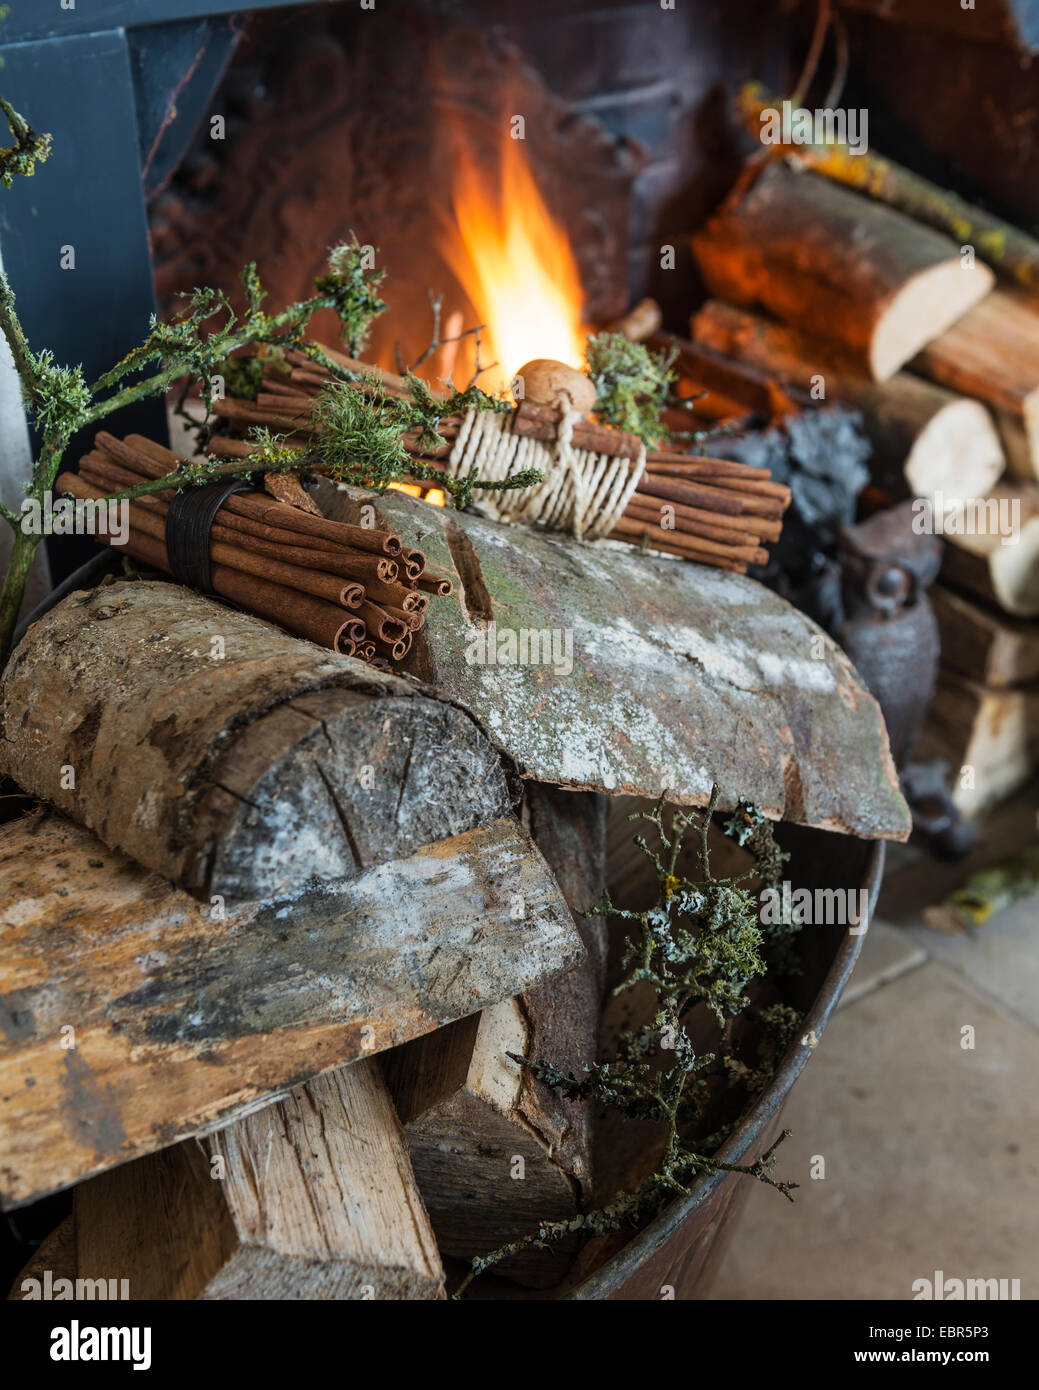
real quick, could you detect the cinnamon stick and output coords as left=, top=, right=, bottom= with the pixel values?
left=623, top=492, right=782, bottom=544
left=81, top=451, right=400, bottom=580
left=607, top=519, right=748, bottom=572
left=608, top=512, right=766, bottom=566
left=79, top=459, right=383, bottom=590
left=358, top=577, right=418, bottom=610
left=382, top=604, right=425, bottom=633
left=403, top=549, right=425, bottom=580
left=623, top=496, right=763, bottom=548
left=59, top=474, right=364, bottom=610
left=263, top=472, right=322, bottom=516
left=356, top=599, right=408, bottom=643
left=101, top=434, right=406, bottom=557
left=415, top=572, right=454, bottom=596
left=372, top=633, right=411, bottom=661
left=643, top=456, right=772, bottom=481
left=101, top=520, right=359, bottom=653
left=672, top=477, right=788, bottom=520
left=633, top=473, right=744, bottom=517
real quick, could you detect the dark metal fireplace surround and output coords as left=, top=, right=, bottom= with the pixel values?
left=6, top=0, right=1039, bottom=582
left=3, top=0, right=1039, bottom=1286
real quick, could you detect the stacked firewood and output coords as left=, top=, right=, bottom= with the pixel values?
left=59, top=433, right=452, bottom=667
left=207, top=345, right=790, bottom=576
left=689, top=154, right=1039, bottom=817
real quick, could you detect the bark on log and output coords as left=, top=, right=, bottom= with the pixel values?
left=939, top=484, right=1039, bottom=617
left=931, top=585, right=1039, bottom=688
left=0, top=578, right=511, bottom=901
left=0, top=811, right=580, bottom=1208
left=75, top=1062, right=445, bottom=1300
left=691, top=300, right=1005, bottom=500
left=913, top=288, right=1039, bottom=478
left=383, top=784, right=607, bottom=1289
left=314, top=483, right=912, bottom=842
left=692, top=160, right=994, bottom=381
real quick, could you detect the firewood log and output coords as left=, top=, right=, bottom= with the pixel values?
left=931, top=585, right=1039, bottom=689
left=8, top=1217, right=77, bottom=1300
left=383, top=784, right=607, bottom=1288
left=917, top=670, right=1039, bottom=818
left=75, top=1063, right=445, bottom=1300
left=0, top=811, right=579, bottom=1208
left=912, top=288, right=1039, bottom=479
left=691, top=300, right=1005, bottom=500
left=939, top=484, right=1039, bottom=617
left=605, top=297, right=663, bottom=342
left=692, top=161, right=994, bottom=381
left=0, top=578, right=511, bottom=901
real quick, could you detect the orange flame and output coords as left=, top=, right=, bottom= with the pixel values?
left=440, top=135, right=586, bottom=393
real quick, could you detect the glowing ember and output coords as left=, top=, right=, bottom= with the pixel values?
left=387, top=481, right=447, bottom=507
left=440, top=134, right=586, bottom=393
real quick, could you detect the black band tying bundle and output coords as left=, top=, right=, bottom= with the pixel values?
left=165, top=479, right=254, bottom=595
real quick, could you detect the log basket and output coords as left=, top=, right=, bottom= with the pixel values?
left=0, top=489, right=906, bottom=1300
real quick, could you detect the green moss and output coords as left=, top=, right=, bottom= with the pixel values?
left=585, top=331, right=677, bottom=447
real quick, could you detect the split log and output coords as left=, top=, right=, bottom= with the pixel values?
left=692, top=160, right=994, bottom=381
left=931, top=585, right=1039, bottom=688
left=0, top=578, right=510, bottom=901
left=0, top=811, right=580, bottom=1207
left=913, top=288, right=1039, bottom=478
left=653, top=329, right=809, bottom=417
left=939, top=484, right=1039, bottom=617
left=8, top=1217, right=77, bottom=1300
left=917, top=671, right=1039, bottom=818
left=383, top=784, right=607, bottom=1288
left=75, top=1063, right=444, bottom=1300
left=691, top=300, right=1005, bottom=500
left=737, top=81, right=1039, bottom=291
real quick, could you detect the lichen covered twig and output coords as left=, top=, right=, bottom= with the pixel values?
left=454, top=786, right=803, bottom=1297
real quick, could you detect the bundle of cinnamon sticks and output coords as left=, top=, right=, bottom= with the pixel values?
left=59, top=432, right=453, bottom=666
left=205, top=345, right=788, bottom=575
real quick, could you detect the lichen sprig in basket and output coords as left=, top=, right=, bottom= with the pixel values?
left=454, top=784, right=805, bottom=1297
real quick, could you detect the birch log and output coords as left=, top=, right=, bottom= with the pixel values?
left=0, top=578, right=510, bottom=901
left=692, top=161, right=994, bottom=381
left=75, top=1062, right=445, bottom=1300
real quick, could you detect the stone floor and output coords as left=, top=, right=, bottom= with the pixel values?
left=712, top=780, right=1039, bottom=1301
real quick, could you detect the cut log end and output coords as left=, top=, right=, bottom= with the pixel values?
left=873, top=259, right=994, bottom=382
left=693, top=162, right=994, bottom=384
left=905, top=396, right=1005, bottom=499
